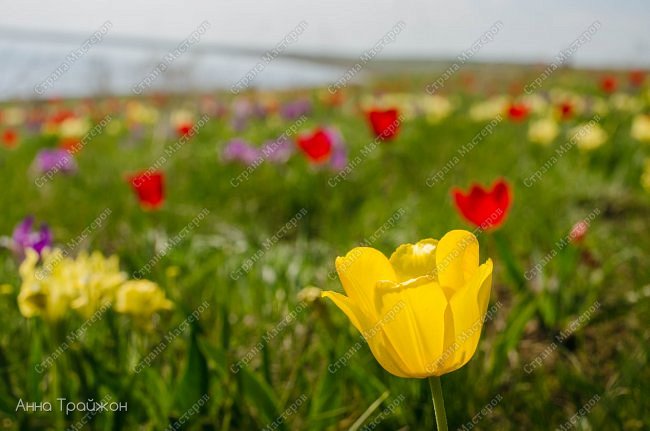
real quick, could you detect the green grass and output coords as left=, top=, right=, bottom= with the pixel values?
left=0, top=68, right=649, bottom=430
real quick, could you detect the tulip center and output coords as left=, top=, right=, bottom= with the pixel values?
left=389, top=238, right=439, bottom=282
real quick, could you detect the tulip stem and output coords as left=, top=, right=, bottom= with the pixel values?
left=429, top=376, right=448, bottom=431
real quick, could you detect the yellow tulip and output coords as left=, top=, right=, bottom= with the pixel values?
left=126, top=101, right=159, bottom=125
left=322, top=230, right=493, bottom=378
left=67, top=251, right=127, bottom=318
left=570, top=123, right=607, bottom=151
left=469, top=96, right=509, bottom=122
left=2, top=107, right=26, bottom=127
left=114, top=280, right=173, bottom=317
left=59, top=117, right=90, bottom=139
left=528, top=118, right=559, bottom=146
left=18, top=249, right=81, bottom=320
left=631, top=114, right=650, bottom=143
left=15, top=248, right=171, bottom=321
left=418, top=95, right=453, bottom=124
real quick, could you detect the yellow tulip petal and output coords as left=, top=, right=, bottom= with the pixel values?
left=375, top=280, right=448, bottom=377
left=364, top=331, right=413, bottom=378
left=114, top=280, right=173, bottom=316
left=321, top=290, right=369, bottom=333
left=17, top=283, right=48, bottom=318
left=436, top=230, right=479, bottom=290
left=18, top=249, right=39, bottom=279
left=389, top=238, right=438, bottom=282
left=400, top=281, right=448, bottom=375
left=476, top=260, right=493, bottom=318
left=335, top=247, right=396, bottom=320
left=443, top=260, right=493, bottom=373
left=374, top=282, right=425, bottom=374
left=322, top=290, right=411, bottom=377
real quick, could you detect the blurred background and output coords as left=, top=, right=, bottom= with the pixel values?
left=1, top=1, right=649, bottom=430
left=1, top=0, right=650, bottom=99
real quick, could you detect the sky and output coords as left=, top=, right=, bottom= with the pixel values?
left=0, top=0, right=648, bottom=98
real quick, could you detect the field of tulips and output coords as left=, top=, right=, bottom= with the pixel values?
left=0, top=67, right=649, bottom=430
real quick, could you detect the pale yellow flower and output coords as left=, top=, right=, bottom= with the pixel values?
left=631, top=114, right=650, bottom=143
left=297, top=286, right=322, bottom=303
left=126, top=101, right=159, bottom=125
left=114, top=280, right=173, bottom=317
left=18, top=249, right=79, bottom=320
left=469, top=96, right=508, bottom=122
left=165, top=265, right=181, bottom=279
left=169, top=109, right=194, bottom=127
left=67, top=251, right=127, bottom=317
left=521, top=93, right=549, bottom=115
left=590, top=98, right=609, bottom=116
left=528, top=118, right=559, bottom=146
left=2, top=107, right=26, bottom=127
left=418, top=95, right=453, bottom=124
left=59, top=117, right=90, bottom=138
left=570, top=123, right=607, bottom=151
left=16, top=247, right=173, bottom=321
left=611, top=93, right=642, bottom=113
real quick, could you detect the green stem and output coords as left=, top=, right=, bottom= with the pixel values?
left=492, top=231, right=527, bottom=292
left=428, top=376, right=448, bottom=431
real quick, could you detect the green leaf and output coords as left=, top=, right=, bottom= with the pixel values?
left=307, top=364, right=342, bottom=428
left=174, top=324, right=209, bottom=417
left=489, top=299, right=536, bottom=379
left=196, top=336, right=228, bottom=378
left=28, top=326, right=42, bottom=402
left=238, top=366, right=285, bottom=431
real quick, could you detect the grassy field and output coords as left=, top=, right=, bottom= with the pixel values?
left=0, top=66, right=649, bottom=430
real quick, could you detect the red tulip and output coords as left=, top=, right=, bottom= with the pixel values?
left=452, top=179, right=512, bottom=231
left=629, top=70, right=645, bottom=87
left=50, top=110, right=75, bottom=125
left=507, top=103, right=529, bottom=122
left=296, top=128, right=332, bottom=163
left=2, top=129, right=18, bottom=148
left=600, top=76, right=617, bottom=93
left=367, top=108, right=400, bottom=140
left=558, top=101, right=573, bottom=120
left=128, top=171, right=165, bottom=210
left=59, top=137, right=80, bottom=152
left=176, top=122, right=193, bottom=137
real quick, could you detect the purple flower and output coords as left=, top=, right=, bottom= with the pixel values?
left=222, top=138, right=260, bottom=166
left=35, top=149, right=77, bottom=175
left=330, top=146, right=348, bottom=171
left=280, top=99, right=312, bottom=120
left=11, top=216, right=52, bottom=257
left=261, top=138, right=294, bottom=164
left=323, top=127, right=348, bottom=171
left=230, top=99, right=267, bottom=131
